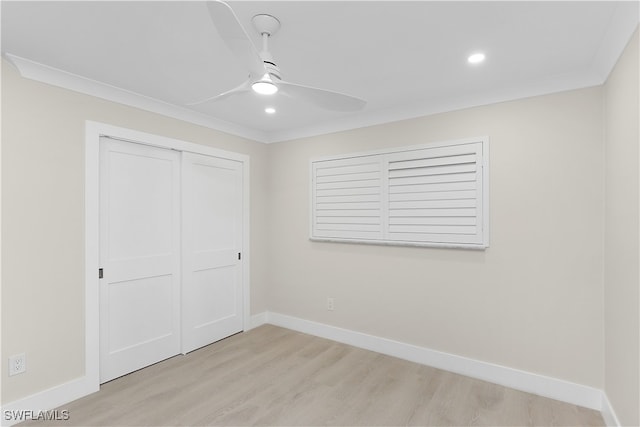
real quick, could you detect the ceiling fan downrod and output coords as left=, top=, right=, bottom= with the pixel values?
left=253, top=14, right=282, bottom=81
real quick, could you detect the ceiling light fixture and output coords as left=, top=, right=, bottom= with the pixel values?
left=252, top=74, right=278, bottom=95
left=265, top=107, right=276, bottom=114
left=467, top=52, right=486, bottom=64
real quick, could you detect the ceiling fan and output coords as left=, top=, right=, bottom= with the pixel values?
left=188, top=1, right=367, bottom=112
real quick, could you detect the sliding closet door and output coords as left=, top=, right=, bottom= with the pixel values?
left=181, top=152, right=244, bottom=353
left=99, top=138, right=181, bottom=383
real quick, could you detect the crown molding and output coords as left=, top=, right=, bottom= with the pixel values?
left=590, top=3, right=639, bottom=82
left=266, top=70, right=602, bottom=143
left=4, top=53, right=270, bottom=143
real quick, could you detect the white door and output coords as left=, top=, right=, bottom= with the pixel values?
left=99, top=138, right=181, bottom=383
left=181, top=152, right=244, bottom=353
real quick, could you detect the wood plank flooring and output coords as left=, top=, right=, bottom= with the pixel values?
left=21, top=325, right=604, bottom=426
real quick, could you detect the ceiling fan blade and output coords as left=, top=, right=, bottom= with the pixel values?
left=278, top=80, right=366, bottom=112
left=206, top=1, right=267, bottom=79
left=186, top=79, right=251, bottom=106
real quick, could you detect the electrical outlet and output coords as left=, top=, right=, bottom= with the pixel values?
left=327, top=297, right=335, bottom=311
left=9, top=353, right=26, bottom=376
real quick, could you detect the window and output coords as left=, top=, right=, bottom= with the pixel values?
left=310, top=137, right=489, bottom=249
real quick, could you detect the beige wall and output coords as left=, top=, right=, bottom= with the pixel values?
left=267, top=87, right=605, bottom=388
left=0, top=59, right=269, bottom=403
left=604, top=29, right=640, bottom=426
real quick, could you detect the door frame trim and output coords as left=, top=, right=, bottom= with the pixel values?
left=84, top=120, right=251, bottom=389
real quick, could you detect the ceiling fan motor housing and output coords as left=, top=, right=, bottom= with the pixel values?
left=262, top=55, right=282, bottom=80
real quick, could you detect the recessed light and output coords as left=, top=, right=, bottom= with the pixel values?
left=467, top=52, right=486, bottom=64
left=265, top=107, right=276, bottom=114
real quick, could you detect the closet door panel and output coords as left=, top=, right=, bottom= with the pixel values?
left=182, top=152, right=244, bottom=353
left=99, top=138, right=181, bottom=383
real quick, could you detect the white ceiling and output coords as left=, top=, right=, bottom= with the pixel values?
left=2, top=1, right=638, bottom=143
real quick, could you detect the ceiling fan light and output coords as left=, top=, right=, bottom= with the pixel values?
left=252, top=77, right=278, bottom=95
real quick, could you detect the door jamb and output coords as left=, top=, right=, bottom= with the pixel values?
left=84, top=120, right=251, bottom=389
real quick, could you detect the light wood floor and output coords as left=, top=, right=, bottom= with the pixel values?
left=22, top=325, right=604, bottom=426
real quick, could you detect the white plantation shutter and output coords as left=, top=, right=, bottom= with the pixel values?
left=312, top=156, right=384, bottom=240
left=311, top=137, right=489, bottom=249
left=387, top=142, right=485, bottom=245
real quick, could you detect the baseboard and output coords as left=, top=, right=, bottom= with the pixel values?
left=1, top=375, right=98, bottom=427
left=248, top=312, right=269, bottom=330
left=601, top=393, right=621, bottom=426
left=265, top=311, right=604, bottom=411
